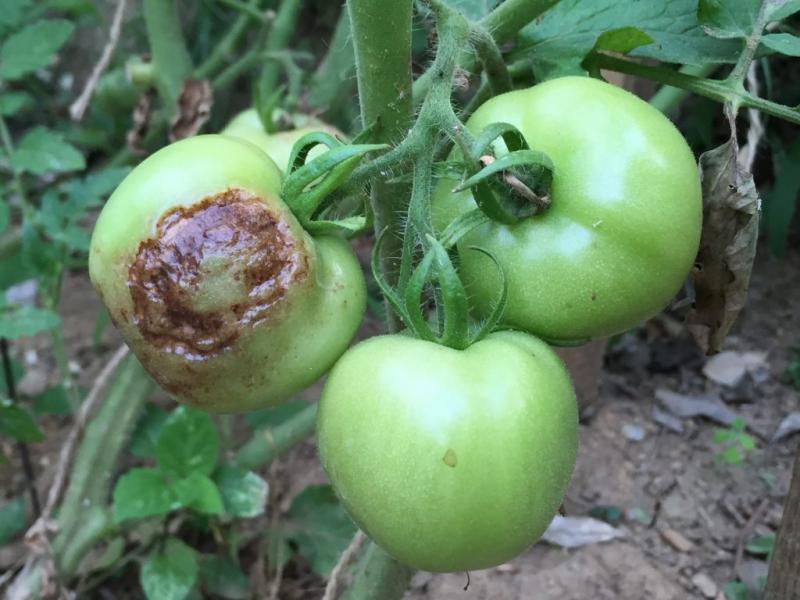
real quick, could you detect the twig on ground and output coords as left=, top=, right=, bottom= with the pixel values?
left=69, top=0, right=128, bottom=121
left=733, top=498, right=770, bottom=578
left=322, top=531, right=367, bottom=600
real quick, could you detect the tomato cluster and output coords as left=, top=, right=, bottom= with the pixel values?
left=90, top=77, right=700, bottom=572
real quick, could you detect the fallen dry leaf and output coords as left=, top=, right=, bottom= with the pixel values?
left=169, top=79, right=213, bottom=142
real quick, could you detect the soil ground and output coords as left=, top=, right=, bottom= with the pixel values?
left=1, top=247, right=797, bottom=599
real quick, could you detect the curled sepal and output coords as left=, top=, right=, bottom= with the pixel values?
left=439, top=209, right=491, bottom=249
left=465, top=246, right=508, bottom=345
left=427, top=236, right=470, bottom=350
left=282, top=132, right=388, bottom=234
left=456, top=122, right=555, bottom=225
left=403, top=251, right=438, bottom=343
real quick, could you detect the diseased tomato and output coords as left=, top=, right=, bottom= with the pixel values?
left=316, top=331, right=578, bottom=572
left=89, top=134, right=365, bottom=412
left=433, top=76, right=703, bottom=344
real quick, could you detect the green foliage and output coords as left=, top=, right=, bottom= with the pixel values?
left=763, top=137, right=800, bottom=257
left=271, top=485, right=359, bottom=577
left=214, top=466, right=269, bottom=518
left=724, top=580, right=750, bottom=600
left=713, top=418, right=756, bottom=465
left=0, top=496, right=27, bottom=543
left=786, top=350, right=800, bottom=388
left=141, top=538, right=199, bottom=600
left=0, top=19, right=74, bottom=80
left=199, top=555, right=250, bottom=599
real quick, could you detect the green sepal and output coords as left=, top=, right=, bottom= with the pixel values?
left=403, top=251, right=438, bottom=343
left=456, top=122, right=555, bottom=225
left=371, top=228, right=413, bottom=327
left=439, top=209, right=491, bottom=249
left=428, top=236, right=470, bottom=350
left=465, top=246, right=508, bottom=345
left=282, top=132, right=388, bottom=234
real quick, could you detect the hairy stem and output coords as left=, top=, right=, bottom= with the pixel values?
left=348, top=0, right=414, bottom=330
left=142, top=0, right=193, bottom=116
left=648, top=64, right=717, bottom=114
left=232, top=402, right=318, bottom=470
left=258, top=0, right=303, bottom=94
left=585, top=53, right=800, bottom=125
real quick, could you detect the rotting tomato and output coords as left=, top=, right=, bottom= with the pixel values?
left=221, top=109, right=344, bottom=173
left=89, top=134, right=366, bottom=412
left=316, top=331, right=578, bottom=572
left=432, top=76, right=703, bottom=344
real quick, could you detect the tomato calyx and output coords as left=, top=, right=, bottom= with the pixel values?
left=281, top=131, right=388, bottom=235
left=453, top=122, right=554, bottom=225
left=372, top=229, right=507, bottom=350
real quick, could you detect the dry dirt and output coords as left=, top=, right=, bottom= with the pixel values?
left=1, top=248, right=798, bottom=600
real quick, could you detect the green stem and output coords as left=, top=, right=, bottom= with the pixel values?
left=472, top=26, right=511, bottom=95
left=648, top=64, right=717, bottom=114
left=142, top=0, right=194, bottom=117
left=258, top=0, right=303, bottom=94
left=217, top=0, right=270, bottom=24
left=232, top=402, right=317, bottom=470
left=348, top=0, right=414, bottom=330
left=412, top=0, right=560, bottom=103
left=585, top=53, right=800, bottom=125
left=0, top=113, right=33, bottom=218
left=307, top=9, right=356, bottom=112
left=52, top=356, right=154, bottom=572
left=479, top=0, right=560, bottom=44
left=196, top=0, right=266, bottom=79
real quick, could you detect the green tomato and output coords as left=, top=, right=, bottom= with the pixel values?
left=317, top=331, right=578, bottom=572
left=433, top=76, right=702, bottom=344
left=89, top=135, right=366, bottom=412
left=221, top=109, right=344, bottom=173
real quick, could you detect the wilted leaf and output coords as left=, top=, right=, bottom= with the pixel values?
left=169, top=79, right=212, bottom=142
left=141, top=538, right=198, bottom=600
left=541, top=515, right=626, bottom=548
left=688, top=119, right=759, bottom=355
left=655, top=388, right=737, bottom=426
left=772, top=412, right=800, bottom=442
left=702, top=350, right=767, bottom=386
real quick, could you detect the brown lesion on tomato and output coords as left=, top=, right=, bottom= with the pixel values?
left=128, top=188, right=308, bottom=360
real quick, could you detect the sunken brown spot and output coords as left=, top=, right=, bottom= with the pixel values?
left=128, top=188, right=307, bottom=360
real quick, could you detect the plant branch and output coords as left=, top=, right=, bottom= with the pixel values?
left=142, top=0, right=193, bottom=117
left=196, top=0, right=269, bottom=79
left=232, top=402, right=318, bottom=470
left=471, top=25, right=511, bottom=95
left=258, top=0, right=303, bottom=94
left=648, top=64, right=717, bottom=114
left=1, top=338, right=41, bottom=518
left=585, top=53, right=800, bottom=125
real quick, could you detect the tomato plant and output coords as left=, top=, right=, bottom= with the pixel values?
left=317, top=331, right=578, bottom=572
left=433, top=76, right=703, bottom=344
left=89, top=134, right=366, bottom=412
left=221, top=109, right=344, bottom=172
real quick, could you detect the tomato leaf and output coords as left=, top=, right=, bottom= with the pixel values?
left=174, top=472, right=224, bottom=516
left=0, top=20, right=74, bottom=81
left=280, top=485, right=357, bottom=577
left=0, top=496, right=26, bottom=544
left=761, top=32, right=800, bottom=56
left=514, top=0, right=741, bottom=79
left=0, top=401, right=43, bottom=442
left=112, top=468, right=176, bottom=523
left=199, top=555, right=251, bottom=599
left=155, top=407, right=219, bottom=478
left=0, top=305, right=60, bottom=339
left=698, top=0, right=760, bottom=39
left=214, top=466, right=268, bottom=518
left=10, top=127, right=85, bottom=175
left=0, top=0, right=32, bottom=31
left=140, top=538, right=198, bottom=600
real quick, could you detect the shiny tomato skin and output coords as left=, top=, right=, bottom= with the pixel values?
left=433, top=76, right=702, bottom=344
left=317, top=331, right=578, bottom=572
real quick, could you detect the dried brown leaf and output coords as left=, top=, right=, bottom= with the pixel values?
left=688, top=109, right=759, bottom=355
left=126, top=91, right=153, bottom=156
left=169, top=79, right=213, bottom=142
